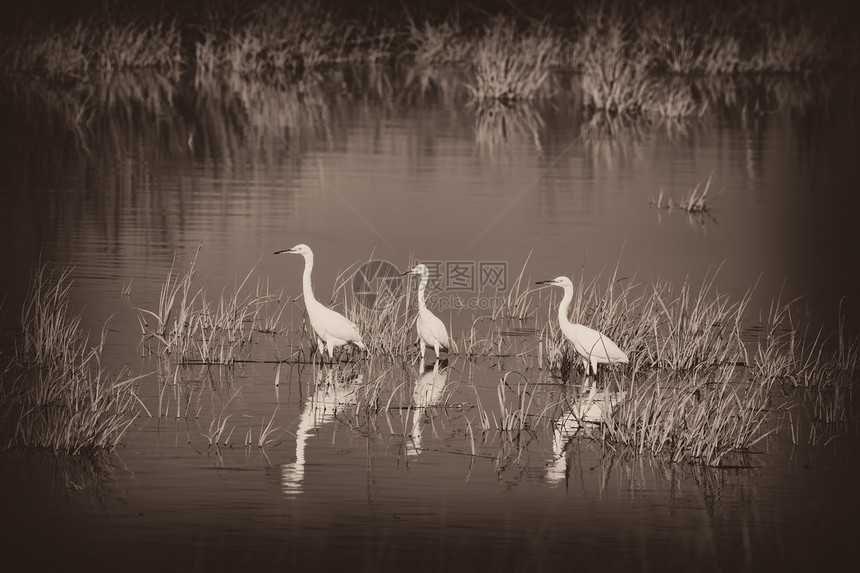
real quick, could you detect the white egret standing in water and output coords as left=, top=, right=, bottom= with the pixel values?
left=536, top=276, right=628, bottom=379
left=275, top=244, right=366, bottom=363
left=403, top=263, right=450, bottom=363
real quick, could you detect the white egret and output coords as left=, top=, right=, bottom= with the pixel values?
left=403, top=263, right=450, bottom=363
left=275, top=244, right=366, bottom=363
left=536, top=276, right=628, bottom=379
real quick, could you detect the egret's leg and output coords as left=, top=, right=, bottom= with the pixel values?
left=316, top=339, right=325, bottom=366
left=326, top=340, right=335, bottom=365
left=420, top=343, right=426, bottom=364
left=433, top=342, right=440, bottom=360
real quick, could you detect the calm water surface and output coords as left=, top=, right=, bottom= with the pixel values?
left=1, top=67, right=859, bottom=571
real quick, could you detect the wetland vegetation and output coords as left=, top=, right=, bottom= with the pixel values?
left=1, top=2, right=859, bottom=568
left=2, top=0, right=856, bottom=113
left=3, top=244, right=856, bottom=467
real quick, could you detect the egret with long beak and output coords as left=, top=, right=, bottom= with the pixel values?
left=403, top=263, right=450, bottom=363
left=275, top=244, right=366, bottom=363
left=536, top=276, right=628, bottom=379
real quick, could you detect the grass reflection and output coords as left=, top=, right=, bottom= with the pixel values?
left=473, top=99, right=545, bottom=159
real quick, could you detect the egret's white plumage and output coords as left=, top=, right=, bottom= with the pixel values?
left=403, top=264, right=449, bottom=362
left=275, top=244, right=365, bottom=362
left=536, top=276, right=628, bottom=377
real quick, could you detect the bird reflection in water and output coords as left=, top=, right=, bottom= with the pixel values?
left=406, top=359, right=449, bottom=458
left=280, top=365, right=363, bottom=497
left=546, top=381, right=627, bottom=484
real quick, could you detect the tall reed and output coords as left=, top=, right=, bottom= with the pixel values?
left=136, top=246, right=285, bottom=364
left=580, top=16, right=654, bottom=115
left=603, top=366, right=778, bottom=466
left=406, top=15, right=471, bottom=64
left=2, top=17, right=182, bottom=80
left=466, top=18, right=561, bottom=101
left=3, top=265, right=147, bottom=453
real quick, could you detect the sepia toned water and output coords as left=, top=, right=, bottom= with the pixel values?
left=1, top=66, right=859, bottom=571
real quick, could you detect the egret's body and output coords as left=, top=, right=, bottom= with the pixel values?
left=536, top=276, right=628, bottom=378
left=403, top=264, right=449, bottom=362
left=275, top=244, right=365, bottom=362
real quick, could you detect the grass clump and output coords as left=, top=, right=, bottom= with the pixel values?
left=1, top=265, right=147, bottom=453
left=0, top=0, right=850, bottom=84
left=1, top=17, right=182, bottom=80
left=466, top=18, right=562, bottom=102
left=136, top=245, right=285, bottom=364
left=639, top=4, right=742, bottom=75
left=579, top=14, right=707, bottom=118
left=580, top=15, right=655, bottom=115
left=406, top=15, right=471, bottom=65
left=194, top=0, right=396, bottom=75
left=746, top=22, right=831, bottom=73
left=651, top=174, right=718, bottom=213
left=603, top=366, right=777, bottom=466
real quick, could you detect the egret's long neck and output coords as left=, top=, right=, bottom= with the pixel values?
left=301, top=252, right=317, bottom=307
left=557, top=285, right=574, bottom=329
left=416, top=269, right=429, bottom=310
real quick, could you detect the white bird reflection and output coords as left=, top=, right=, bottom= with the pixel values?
left=547, top=382, right=627, bottom=484
left=280, top=366, right=363, bottom=497
left=406, top=359, right=449, bottom=458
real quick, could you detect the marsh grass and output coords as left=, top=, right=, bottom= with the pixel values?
left=581, top=17, right=655, bottom=115
left=648, top=270, right=751, bottom=371
left=329, top=260, right=413, bottom=360
left=473, top=99, right=546, bottom=158
left=678, top=174, right=717, bottom=213
left=465, top=18, right=561, bottom=101
left=406, top=15, right=471, bottom=65
left=20, top=265, right=81, bottom=365
left=458, top=363, right=781, bottom=467
left=640, top=5, right=741, bottom=75
left=136, top=246, right=287, bottom=364
left=194, top=1, right=396, bottom=74
left=537, top=266, right=650, bottom=376
left=747, top=23, right=831, bottom=73
left=130, top=245, right=857, bottom=468
left=492, top=251, right=540, bottom=321
left=580, top=21, right=706, bottom=118
left=2, top=265, right=147, bottom=453
left=1, top=0, right=845, bottom=90
left=603, top=366, right=778, bottom=466
left=2, top=17, right=182, bottom=80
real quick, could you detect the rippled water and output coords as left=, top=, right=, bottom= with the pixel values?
left=1, top=67, right=859, bottom=571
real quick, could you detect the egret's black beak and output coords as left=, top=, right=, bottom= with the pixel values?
left=535, top=280, right=552, bottom=285
left=400, top=270, right=412, bottom=276
left=274, top=248, right=293, bottom=255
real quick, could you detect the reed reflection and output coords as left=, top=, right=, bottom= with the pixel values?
left=473, top=99, right=544, bottom=159
left=406, top=359, right=449, bottom=458
left=280, top=364, right=363, bottom=497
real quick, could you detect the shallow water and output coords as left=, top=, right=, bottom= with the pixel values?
left=1, top=66, right=859, bottom=571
